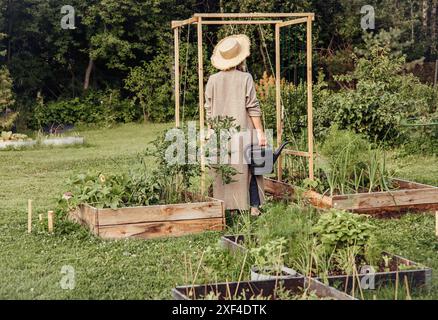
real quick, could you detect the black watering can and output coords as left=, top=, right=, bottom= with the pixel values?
left=244, top=141, right=290, bottom=176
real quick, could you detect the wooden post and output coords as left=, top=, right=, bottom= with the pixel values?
left=27, top=199, right=32, bottom=234
left=197, top=17, right=206, bottom=194
left=48, top=210, right=54, bottom=233
left=306, top=16, right=314, bottom=180
left=174, top=27, right=180, bottom=127
left=39, top=213, right=43, bottom=221
left=275, top=23, right=282, bottom=181
left=435, top=211, right=438, bottom=238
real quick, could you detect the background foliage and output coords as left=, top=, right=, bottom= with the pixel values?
left=0, top=0, right=437, bottom=151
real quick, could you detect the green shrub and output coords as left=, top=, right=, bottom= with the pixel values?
left=319, top=125, right=370, bottom=175
left=0, top=66, right=17, bottom=130
left=34, top=89, right=139, bottom=128
left=0, top=66, right=15, bottom=113
left=316, top=44, right=438, bottom=145
left=403, top=128, right=438, bottom=156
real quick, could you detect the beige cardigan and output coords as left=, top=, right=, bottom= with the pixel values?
left=204, top=69, right=265, bottom=210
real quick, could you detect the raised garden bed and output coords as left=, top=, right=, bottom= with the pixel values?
left=69, top=194, right=225, bottom=240
left=221, top=235, right=432, bottom=291
left=0, top=139, right=37, bottom=150
left=264, top=178, right=438, bottom=214
left=41, top=136, right=84, bottom=146
left=172, top=277, right=355, bottom=300
left=0, top=136, right=84, bottom=150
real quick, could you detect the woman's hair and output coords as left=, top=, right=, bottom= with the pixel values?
left=224, top=59, right=247, bottom=72
left=236, top=60, right=247, bottom=72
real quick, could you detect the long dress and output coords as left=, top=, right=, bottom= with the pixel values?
left=204, top=69, right=265, bottom=210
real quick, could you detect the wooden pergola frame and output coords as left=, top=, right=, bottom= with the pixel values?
left=171, top=13, right=315, bottom=191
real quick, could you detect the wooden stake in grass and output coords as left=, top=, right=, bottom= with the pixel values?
left=435, top=211, right=438, bottom=238
left=27, top=199, right=32, bottom=234
left=39, top=213, right=43, bottom=221
left=48, top=210, right=54, bottom=233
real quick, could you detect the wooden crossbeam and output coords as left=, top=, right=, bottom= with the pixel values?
left=171, top=17, right=198, bottom=29
left=193, top=13, right=315, bottom=19
left=172, top=16, right=311, bottom=29
left=278, top=17, right=308, bottom=27
left=200, top=20, right=283, bottom=25
left=283, top=150, right=310, bottom=158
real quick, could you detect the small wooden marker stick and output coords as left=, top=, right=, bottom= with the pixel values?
left=27, top=199, right=32, bottom=234
left=48, top=210, right=54, bottom=233
left=39, top=214, right=43, bottom=221
left=435, top=211, right=438, bottom=238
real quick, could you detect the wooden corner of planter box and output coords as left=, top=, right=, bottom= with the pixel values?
left=69, top=203, right=99, bottom=236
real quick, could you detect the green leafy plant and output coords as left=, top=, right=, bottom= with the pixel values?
left=250, top=238, right=287, bottom=275
left=316, top=44, right=438, bottom=145
left=65, top=172, right=129, bottom=209
left=254, top=203, right=316, bottom=250
left=315, top=126, right=395, bottom=195
left=62, top=126, right=201, bottom=209
left=312, top=209, right=377, bottom=254
left=333, top=245, right=362, bottom=276
left=62, top=117, right=242, bottom=210
left=206, top=115, right=240, bottom=185
left=201, top=245, right=249, bottom=282
left=292, top=238, right=335, bottom=281
left=144, top=127, right=201, bottom=203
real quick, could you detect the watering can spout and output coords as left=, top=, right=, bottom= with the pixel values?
left=273, top=141, right=290, bottom=164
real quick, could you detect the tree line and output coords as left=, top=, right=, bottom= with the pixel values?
left=0, top=0, right=437, bottom=127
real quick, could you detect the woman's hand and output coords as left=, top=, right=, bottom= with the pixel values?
left=250, top=117, right=267, bottom=147
left=256, top=129, right=267, bottom=147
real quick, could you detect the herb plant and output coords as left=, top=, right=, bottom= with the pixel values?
left=250, top=238, right=287, bottom=275
left=312, top=209, right=376, bottom=253
left=314, top=126, right=395, bottom=195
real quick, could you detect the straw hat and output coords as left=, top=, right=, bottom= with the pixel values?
left=211, top=34, right=250, bottom=70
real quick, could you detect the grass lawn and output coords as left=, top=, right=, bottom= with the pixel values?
left=1, top=123, right=437, bottom=299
